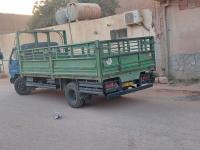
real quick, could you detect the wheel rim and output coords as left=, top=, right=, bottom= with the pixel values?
left=68, top=89, right=76, bottom=102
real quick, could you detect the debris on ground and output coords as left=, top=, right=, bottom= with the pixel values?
left=54, top=112, right=62, bottom=120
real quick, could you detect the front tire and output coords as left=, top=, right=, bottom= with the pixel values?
left=14, top=77, right=31, bottom=95
left=64, top=82, right=84, bottom=108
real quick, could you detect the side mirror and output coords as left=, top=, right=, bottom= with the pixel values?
left=9, top=48, right=16, bottom=64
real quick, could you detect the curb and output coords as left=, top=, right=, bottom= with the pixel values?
left=153, top=87, right=200, bottom=94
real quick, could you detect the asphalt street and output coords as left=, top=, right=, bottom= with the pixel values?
left=0, top=78, right=200, bottom=150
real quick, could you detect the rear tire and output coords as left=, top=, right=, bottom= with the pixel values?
left=64, top=82, right=84, bottom=108
left=14, top=77, right=31, bottom=95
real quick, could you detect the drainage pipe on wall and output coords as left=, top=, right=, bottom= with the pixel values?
left=162, top=0, right=170, bottom=77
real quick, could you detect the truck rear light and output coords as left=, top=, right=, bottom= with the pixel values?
left=140, top=73, right=151, bottom=83
left=105, top=82, right=119, bottom=89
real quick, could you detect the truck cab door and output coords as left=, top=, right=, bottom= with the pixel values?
left=9, top=48, right=20, bottom=83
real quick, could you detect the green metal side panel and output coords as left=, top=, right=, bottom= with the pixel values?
left=53, top=58, right=97, bottom=77
left=18, top=42, right=100, bottom=80
left=18, top=36, right=155, bottom=83
left=21, top=61, right=50, bottom=75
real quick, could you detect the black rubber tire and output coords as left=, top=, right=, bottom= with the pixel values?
left=64, top=82, right=84, bottom=108
left=14, top=77, right=31, bottom=95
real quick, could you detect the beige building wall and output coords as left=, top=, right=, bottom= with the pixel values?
left=153, top=0, right=200, bottom=80
left=48, top=13, right=154, bottom=44
left=117, top=0, right=155, bottom=13
left=167, top=2, right=200, bottom=55
left=164, top=0, right=200, bottom=79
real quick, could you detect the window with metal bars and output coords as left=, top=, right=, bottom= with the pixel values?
left=110, top=28, right=128, bottom=40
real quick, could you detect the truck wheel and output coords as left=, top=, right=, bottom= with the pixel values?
left=64, top=82, right=84, bottom=108
left=14, top=77, right=31, bottom=95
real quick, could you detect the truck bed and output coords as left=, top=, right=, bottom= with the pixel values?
left=18, top=36, right=155, bottom=83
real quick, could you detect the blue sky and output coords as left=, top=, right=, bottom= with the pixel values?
left=0, top=0, right=36, bottom=15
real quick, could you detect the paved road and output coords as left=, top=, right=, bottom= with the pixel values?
left=0, top=79, right=200, bottom=150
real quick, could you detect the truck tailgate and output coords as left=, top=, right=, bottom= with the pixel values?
left=100, top=37, right=155, bottom=82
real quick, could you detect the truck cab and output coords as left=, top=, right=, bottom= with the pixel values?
left=9, top=42, right=59, bottom=83
left=9, top=47, right=19, bottom=83
left=9, top=30, right=66, bottom=83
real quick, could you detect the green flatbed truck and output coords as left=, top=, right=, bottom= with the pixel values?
left=9, top=30, right=156, bottom=108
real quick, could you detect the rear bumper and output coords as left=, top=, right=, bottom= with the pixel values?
left=106, top=83, right=153, bottom=98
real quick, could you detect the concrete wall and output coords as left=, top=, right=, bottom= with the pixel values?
left=166, top=0, right=200, bottom=79
left=0, top=13, right=30, bottom=35
left=117, top=0, right=155, bottom=13
left=0, top=12, right=154, bottom=74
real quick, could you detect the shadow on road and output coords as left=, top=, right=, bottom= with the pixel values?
left=31, top=89, right=147, bottom=109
